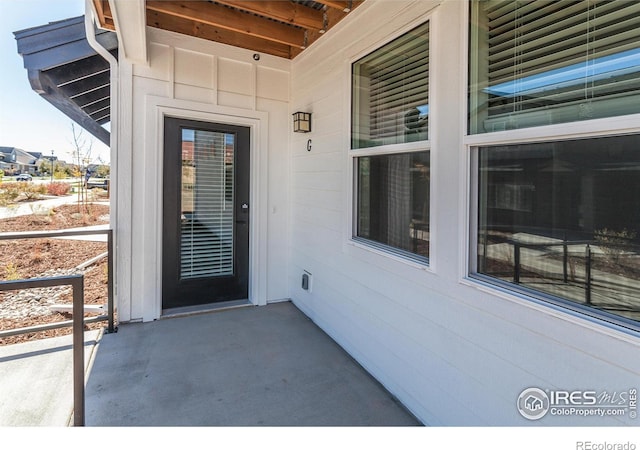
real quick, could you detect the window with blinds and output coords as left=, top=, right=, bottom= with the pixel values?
left=351, top=21, right=431, bottom=264
left=469, top=0, right=640, bottom=134
left=352, top=22, right=429, bottom=149
left=180, top=129, right=234, bottom=279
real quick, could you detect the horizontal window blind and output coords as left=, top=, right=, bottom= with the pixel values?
left=180, top=129, right=234, bottom=279
left=352, top=22, right=429, bottom=149
left=470, top=0, right=640, bottom=133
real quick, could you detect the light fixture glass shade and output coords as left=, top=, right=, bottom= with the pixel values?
left=293, top=111, right=311, bottom=133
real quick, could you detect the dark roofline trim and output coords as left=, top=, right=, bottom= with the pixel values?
left=29, top=69, right=111, bottom=145
left=14, top=15, right=116, bottom=147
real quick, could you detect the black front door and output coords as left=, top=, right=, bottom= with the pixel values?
left=162, top=117, right=250, bottom=310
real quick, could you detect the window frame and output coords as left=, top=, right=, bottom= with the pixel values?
left=348, top=19, right=432, bottom=266
left=465, top=0, right=640, bottom=333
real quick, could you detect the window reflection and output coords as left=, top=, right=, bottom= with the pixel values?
left=357, top=151, right=430, bottom=260
left=477, top=134, right=640, bottom=324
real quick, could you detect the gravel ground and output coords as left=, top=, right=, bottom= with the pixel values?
left=0, top=202, right=110, bottom=345
left=0, top=268, right=81, bottom=320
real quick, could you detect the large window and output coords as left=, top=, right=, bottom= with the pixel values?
left=475, top=134, right=640, bottom=326
left=469, top=1, right=640, bottom=329
left=352, top=22, right=430, bottom=262
left=469, top=0, right=640, bottom=134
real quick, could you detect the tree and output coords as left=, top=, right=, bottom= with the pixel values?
left=69, top=123, right=94, bottom=213
left=95, top=157, right=110, bottom=178
left=38, top=159, right=51, bottom=175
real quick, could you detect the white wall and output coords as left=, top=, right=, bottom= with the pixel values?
left=114, top=27, right=291, bottom=322
left=289, top=0, right=640, bottom=425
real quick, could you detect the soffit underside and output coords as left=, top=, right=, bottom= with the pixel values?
left=93, top=0, right=364, bottom=59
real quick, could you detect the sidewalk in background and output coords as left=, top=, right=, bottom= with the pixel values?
left=0, top=196, right=110, bottom=220
left=0, top=196, right=77, bottom=220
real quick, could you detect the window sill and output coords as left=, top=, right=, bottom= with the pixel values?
left=463, top=113, right=640, bottom=147
left=347, top=237, right=431, bottom=272
left=460, top=274, right=640, bottom=339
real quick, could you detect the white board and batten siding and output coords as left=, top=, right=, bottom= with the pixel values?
left=115, top=27, right=291, bottom=322
left=289, top=0, right=639, bottom=425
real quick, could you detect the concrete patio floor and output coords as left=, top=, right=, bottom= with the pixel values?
left=85, top=301, right=420, bottom=426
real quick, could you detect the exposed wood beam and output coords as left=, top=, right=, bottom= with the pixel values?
left=102, top=0, right=112, bottom=20
left=147, top=10, right=293, bottom=59
left=92, top=0, right=115, bottom=30
left=214, top=0, right=325, bottom=31
left=96, top=0, right=366, bottom=60
left=147, top=1, right=306, bottom=49
left=295, top=1, right=363, bottom=57
left=313, top=0, right=355, bottom=12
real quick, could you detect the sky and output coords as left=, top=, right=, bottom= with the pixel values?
left=0, top=0, right=110, bottom=164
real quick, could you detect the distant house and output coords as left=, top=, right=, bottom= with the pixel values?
left=0, top=147, right=17, bottom=174
left=0, top=146, right=37, bottom=175
left=28, top=152, right=44, bottom=172
left=14, top=0, right=640, bottom=426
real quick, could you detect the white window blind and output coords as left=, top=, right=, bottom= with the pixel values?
left=470, top=0, right=640, bottom=133
left=352, top=22, right=429, bottom=149
left=180, top=129, right=234, bottom=279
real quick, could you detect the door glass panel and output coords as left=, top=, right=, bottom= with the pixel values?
left=180, top=128, right=234, bottom=279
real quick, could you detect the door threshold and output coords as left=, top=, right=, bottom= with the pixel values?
left=162, top=299, right=252, bottom=319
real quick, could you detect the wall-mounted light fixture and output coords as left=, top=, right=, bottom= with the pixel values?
left=292, top=111, right=311, bottom=133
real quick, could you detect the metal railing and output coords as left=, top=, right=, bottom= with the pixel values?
left=0, top=228, right=115, bottom=426
left=510, top=239, right=596, bottom=304
left=480, top=234, right=639, bottom=314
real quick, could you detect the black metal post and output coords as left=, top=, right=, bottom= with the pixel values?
left=514, top=242, right=521, bottom=284
left=481, top=232, right=488, bottom=273
left=72, top=276, right=85, bottom=426
left=585, top=245, right=592, bottom=305
left=563, top=238, right=568, bottom=283
left=107, top=229, right=115, bottom=333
